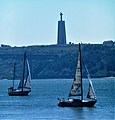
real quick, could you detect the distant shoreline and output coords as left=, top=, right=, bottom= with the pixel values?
left=0, top=44, right=114, bottom=80
left=1, top=76, right=114, bottom=81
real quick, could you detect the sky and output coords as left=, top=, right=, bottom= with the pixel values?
left=0, top=0, right=114, bottom=46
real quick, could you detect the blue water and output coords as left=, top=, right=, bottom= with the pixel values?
left=0, top=78, right=114, bottom=120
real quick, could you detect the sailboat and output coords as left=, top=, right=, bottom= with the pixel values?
left=8, top=51, right=31, bottom=96
left=58, top=43, right=97, bottom=107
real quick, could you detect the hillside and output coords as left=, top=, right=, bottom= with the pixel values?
left=0, top=44, right=114, bottom=79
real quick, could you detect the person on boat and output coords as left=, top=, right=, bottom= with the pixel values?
left=8, top=87, right=13, bottom=91
left=57, top=98, right=65, bottom=102
left=57, top=98, right=61, bottom=101
left=62, top=98, right=65, bottom=102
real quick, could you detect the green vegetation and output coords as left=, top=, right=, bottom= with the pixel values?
left=0, top=44, right=114, bottom=79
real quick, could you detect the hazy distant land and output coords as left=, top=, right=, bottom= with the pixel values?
left=0, top=43, right=114, bottom=79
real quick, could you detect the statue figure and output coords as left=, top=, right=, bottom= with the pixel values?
left=60, top=12, right=63, bottom=21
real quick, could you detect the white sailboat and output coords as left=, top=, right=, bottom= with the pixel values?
left=8, top=51, right=31, bottom=96
left=58, top=43, right=97, bottom=107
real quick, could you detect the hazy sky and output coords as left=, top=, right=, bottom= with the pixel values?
left=0, top=0, right=114, bottom=46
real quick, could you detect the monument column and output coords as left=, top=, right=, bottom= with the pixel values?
left=57, top=12, right=67, bottom=45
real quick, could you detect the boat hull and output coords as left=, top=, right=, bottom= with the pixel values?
left=8, top=89, right=31, bottom=96
left=58, top=99, right=97, bottom=107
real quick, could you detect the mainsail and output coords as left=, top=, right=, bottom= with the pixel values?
left=69, top=44, right=82, bottom=97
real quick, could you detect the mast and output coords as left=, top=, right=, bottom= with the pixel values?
left=12, top=63, right=16, bottom=90
left=22, top=51, right=26, bottom=91
left=79, top=43, right=83, bottom=100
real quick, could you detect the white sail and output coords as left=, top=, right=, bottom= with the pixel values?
left=87, top=83, right=95, bottom=99
left=85, top=65, right=96, bottom=100
left=18, top=54, right=31, bottom=89
left=18, top=79, right=23, bottom=88
left=69, top=48, right=82, bottom=97
left=24, top=59, right=31, bottom=88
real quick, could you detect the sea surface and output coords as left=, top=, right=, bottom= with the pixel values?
left=0, top=78, right=114, bottom=120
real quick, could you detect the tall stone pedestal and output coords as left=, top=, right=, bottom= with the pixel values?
left=57, top=12, right=66, bottom=45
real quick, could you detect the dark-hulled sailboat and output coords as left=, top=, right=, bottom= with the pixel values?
left=8, top=51, right=31, bottom=96
left=58, top=43, right=97, bottom=107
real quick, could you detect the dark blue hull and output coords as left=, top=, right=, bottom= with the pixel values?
left=58, top=99, right=97, bottom=107
left=8, top=87, right=31, bottom=96
left=8, top=90, right=31, bottom=96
